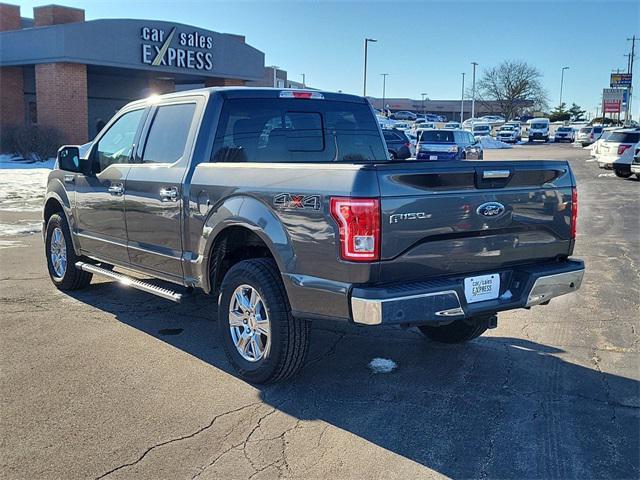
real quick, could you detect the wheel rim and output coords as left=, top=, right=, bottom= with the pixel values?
left=229, top=284, right=271, bottom=362
left=50, top=227, right=67, bottom=279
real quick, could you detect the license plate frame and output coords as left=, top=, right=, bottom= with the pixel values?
left=464, top=273, right=500, bottom=303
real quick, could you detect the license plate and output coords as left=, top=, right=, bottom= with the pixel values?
left=429, top=155, right=438, bottom=160
left=464, top=273, right=500, bottom=303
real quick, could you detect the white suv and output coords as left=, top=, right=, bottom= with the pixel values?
left=631, top=144, right=640, bottom=179
left=596, top=129, right=640, bottom=178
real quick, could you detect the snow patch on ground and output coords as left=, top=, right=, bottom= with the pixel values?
left=368, top=358, right=397, bottom=374
left=0, top=240, right=28, bottom=249
left=0, top=222, right=42, bottom=237
left=0, top=156, right=53, bottom=214
left=598, top=173, right=616, bottom=178
left=479, top=136, right=512, bottom=149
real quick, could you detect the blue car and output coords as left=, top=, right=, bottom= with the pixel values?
left=416, top=129, right=483, bottom=160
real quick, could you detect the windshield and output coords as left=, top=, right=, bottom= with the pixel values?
left=607, top=132, right=640, bottom=144
left=579, top=127, right=591, bottom=133
left=418, top=130, right=455, bottom=143
left=473, top=125, right=490, bottom=132
left=500, top=126, right=515, bottom=131
left=557, top=127, right=572, bottom=132
left=531, top=123, right=547, bottom=129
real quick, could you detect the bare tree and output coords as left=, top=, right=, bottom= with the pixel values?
left=473, top=60, right=549, bottom=119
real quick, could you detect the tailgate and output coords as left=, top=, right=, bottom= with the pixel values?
left=375, top=160, right=575, bottom=283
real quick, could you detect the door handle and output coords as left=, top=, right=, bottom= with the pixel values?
left=108, top=183, right=124, bottom=196
left=159, top=186, right=179, bottom=202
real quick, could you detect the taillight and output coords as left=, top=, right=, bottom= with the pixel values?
left=330, top=197, right=380, bottom=261
left=570, top=187, right=578, bottom=240
left=617, top=144, right=632, bottom=155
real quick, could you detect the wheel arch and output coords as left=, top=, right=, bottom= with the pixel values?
left=43, top=190, right=81, bottom=256
left=197, top=195, right=295, bottom=295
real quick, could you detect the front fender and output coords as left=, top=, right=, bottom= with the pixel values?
left=195, top=195, right=295, bottom=292
left=43, top=176, right=81, bottom=256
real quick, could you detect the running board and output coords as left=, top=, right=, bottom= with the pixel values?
left=75, top=262, right=183, bottom=303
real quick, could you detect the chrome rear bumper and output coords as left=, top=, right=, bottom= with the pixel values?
left=350, top=261, right=584, bottom=326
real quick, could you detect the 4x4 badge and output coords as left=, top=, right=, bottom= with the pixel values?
left=273, top=193, right=321, bottom=210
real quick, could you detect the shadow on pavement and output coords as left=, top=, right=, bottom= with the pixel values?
left=68, top=281, right=640, bottom=479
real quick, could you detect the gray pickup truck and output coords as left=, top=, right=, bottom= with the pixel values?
left=44, top=88, right=584, bottom=383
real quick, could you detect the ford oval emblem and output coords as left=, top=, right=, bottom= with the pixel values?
left=477, top=202, right=505, bottom=218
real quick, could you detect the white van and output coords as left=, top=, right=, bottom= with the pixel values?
left=527, top=118, right=550, bottom=142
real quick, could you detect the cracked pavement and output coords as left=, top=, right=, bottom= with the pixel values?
left=1, top=143, right=638, bottom=479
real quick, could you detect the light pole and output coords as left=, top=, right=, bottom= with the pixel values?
left=363, top=38, right=377, bottom=97
left=381, top=73, right=389, bottom=116
left=471, top=62, right=478, bottom=121
left=559, top=66, right=569, bottom=110
left=300, top=73, right=306, bottom=88
left=460, top=72, right=465, bottom=123
left=421, top=93, right=428, bottom=114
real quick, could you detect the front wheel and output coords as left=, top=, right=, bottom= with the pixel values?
left=45, top=213, right=92, bottom=290
left=218, top=258, right=310, bottom=383
left=418, top=315, right=494, bottom=343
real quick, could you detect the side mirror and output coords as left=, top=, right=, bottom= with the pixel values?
left=57, top=145, right=83, bottom=173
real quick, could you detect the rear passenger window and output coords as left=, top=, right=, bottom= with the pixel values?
left=142, top=103, right=196, bottom=164
left=211, top=98, right=386, bottom=163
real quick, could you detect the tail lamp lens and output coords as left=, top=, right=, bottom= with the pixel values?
left=570, top=187, right=578, bottom=240
left=330, top=197, right=380, bottom=261
left=618, top=144, right=632, bottom=155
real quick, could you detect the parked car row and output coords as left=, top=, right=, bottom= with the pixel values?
left=595, top=128, right=640, bottom=179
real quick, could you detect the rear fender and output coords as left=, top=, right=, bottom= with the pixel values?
left=196, top=195, right=294, bottom=293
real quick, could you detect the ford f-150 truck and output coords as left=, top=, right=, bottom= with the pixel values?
left=44, top=88, right=584, bottom=383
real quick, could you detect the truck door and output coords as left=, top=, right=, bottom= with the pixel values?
left=124, top=99, right=200, bottom=279
left=74, top=108, right=146, bottom=264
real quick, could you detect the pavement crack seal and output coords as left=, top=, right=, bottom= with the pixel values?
left=95, top=401, right=262, bottom=479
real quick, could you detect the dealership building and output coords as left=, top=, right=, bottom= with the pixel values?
left=0, top=3, right=269, bottom=144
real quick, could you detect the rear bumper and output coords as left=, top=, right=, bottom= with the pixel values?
left=631, top=164, right=640, bottom=174
left=350, top=259, right=584, bottom=326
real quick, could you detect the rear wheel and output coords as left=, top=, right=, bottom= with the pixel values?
left=614, top=168, right=632, bottom=178
left=218, top=258, right=310, bottom=383
left=418, top=315, right=494, bottom=344
left=45, top=213, right=92, bottom=290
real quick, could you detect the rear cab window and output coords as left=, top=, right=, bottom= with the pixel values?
left=211, top=98, right=386, bottom=163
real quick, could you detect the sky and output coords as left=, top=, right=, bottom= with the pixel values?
left=15, top=0, right=640, bottom=118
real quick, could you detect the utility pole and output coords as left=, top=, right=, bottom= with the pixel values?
left=559, top=66, right=569, bottom=110
left=460, top=72, right=465, bottom=123
left=471, top=62, right=478, bottom=122
left=381, top=73, right=389, bottom=116
left=300, top=73, right=306, bottom=88
left=626, top=34, right=637, bottom=122
left=363, top=38, right=377, bottom=97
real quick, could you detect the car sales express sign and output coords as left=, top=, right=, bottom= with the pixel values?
left=141, top=26, right=213, bottom=71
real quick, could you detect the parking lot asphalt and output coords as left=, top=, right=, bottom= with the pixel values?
left=1, top=142, right=638, bottom=480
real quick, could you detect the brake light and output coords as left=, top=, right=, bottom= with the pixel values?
left=330, top=197, right=380, bottom=261
left=570, top=187, right=578, bottom=240
left=279, top=90, right=324, bottom=99
left=617, top=144, right=632, bottom=155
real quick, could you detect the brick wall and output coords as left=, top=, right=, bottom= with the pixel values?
left=33, top=4, right=84, bottom=26
left=0, top=3, right=21, bottom=31
left=35, top=63, right=88, bottom=144
left=0, top=67, right=25, bottom=129
left=148, top=78, right=175, bottom=94
left=205, top=78, right=246, bottom=87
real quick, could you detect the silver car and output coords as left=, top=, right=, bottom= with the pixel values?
left=576, top=126, right=604, bottom=146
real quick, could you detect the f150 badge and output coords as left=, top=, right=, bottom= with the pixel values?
left=273, top=193, right=321, bottom=210
left=389, top=212, right=431, bottom=224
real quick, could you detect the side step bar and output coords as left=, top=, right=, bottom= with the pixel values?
left=75, top=262, right=183, bottom=303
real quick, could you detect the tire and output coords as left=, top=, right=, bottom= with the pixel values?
left=218, top=258, right=310, bottom=383
left=614, top=168, right=632, bottom=178
left=418, top=315, right=493, bottom=344
left=45, top=213, right=92, bottom=290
